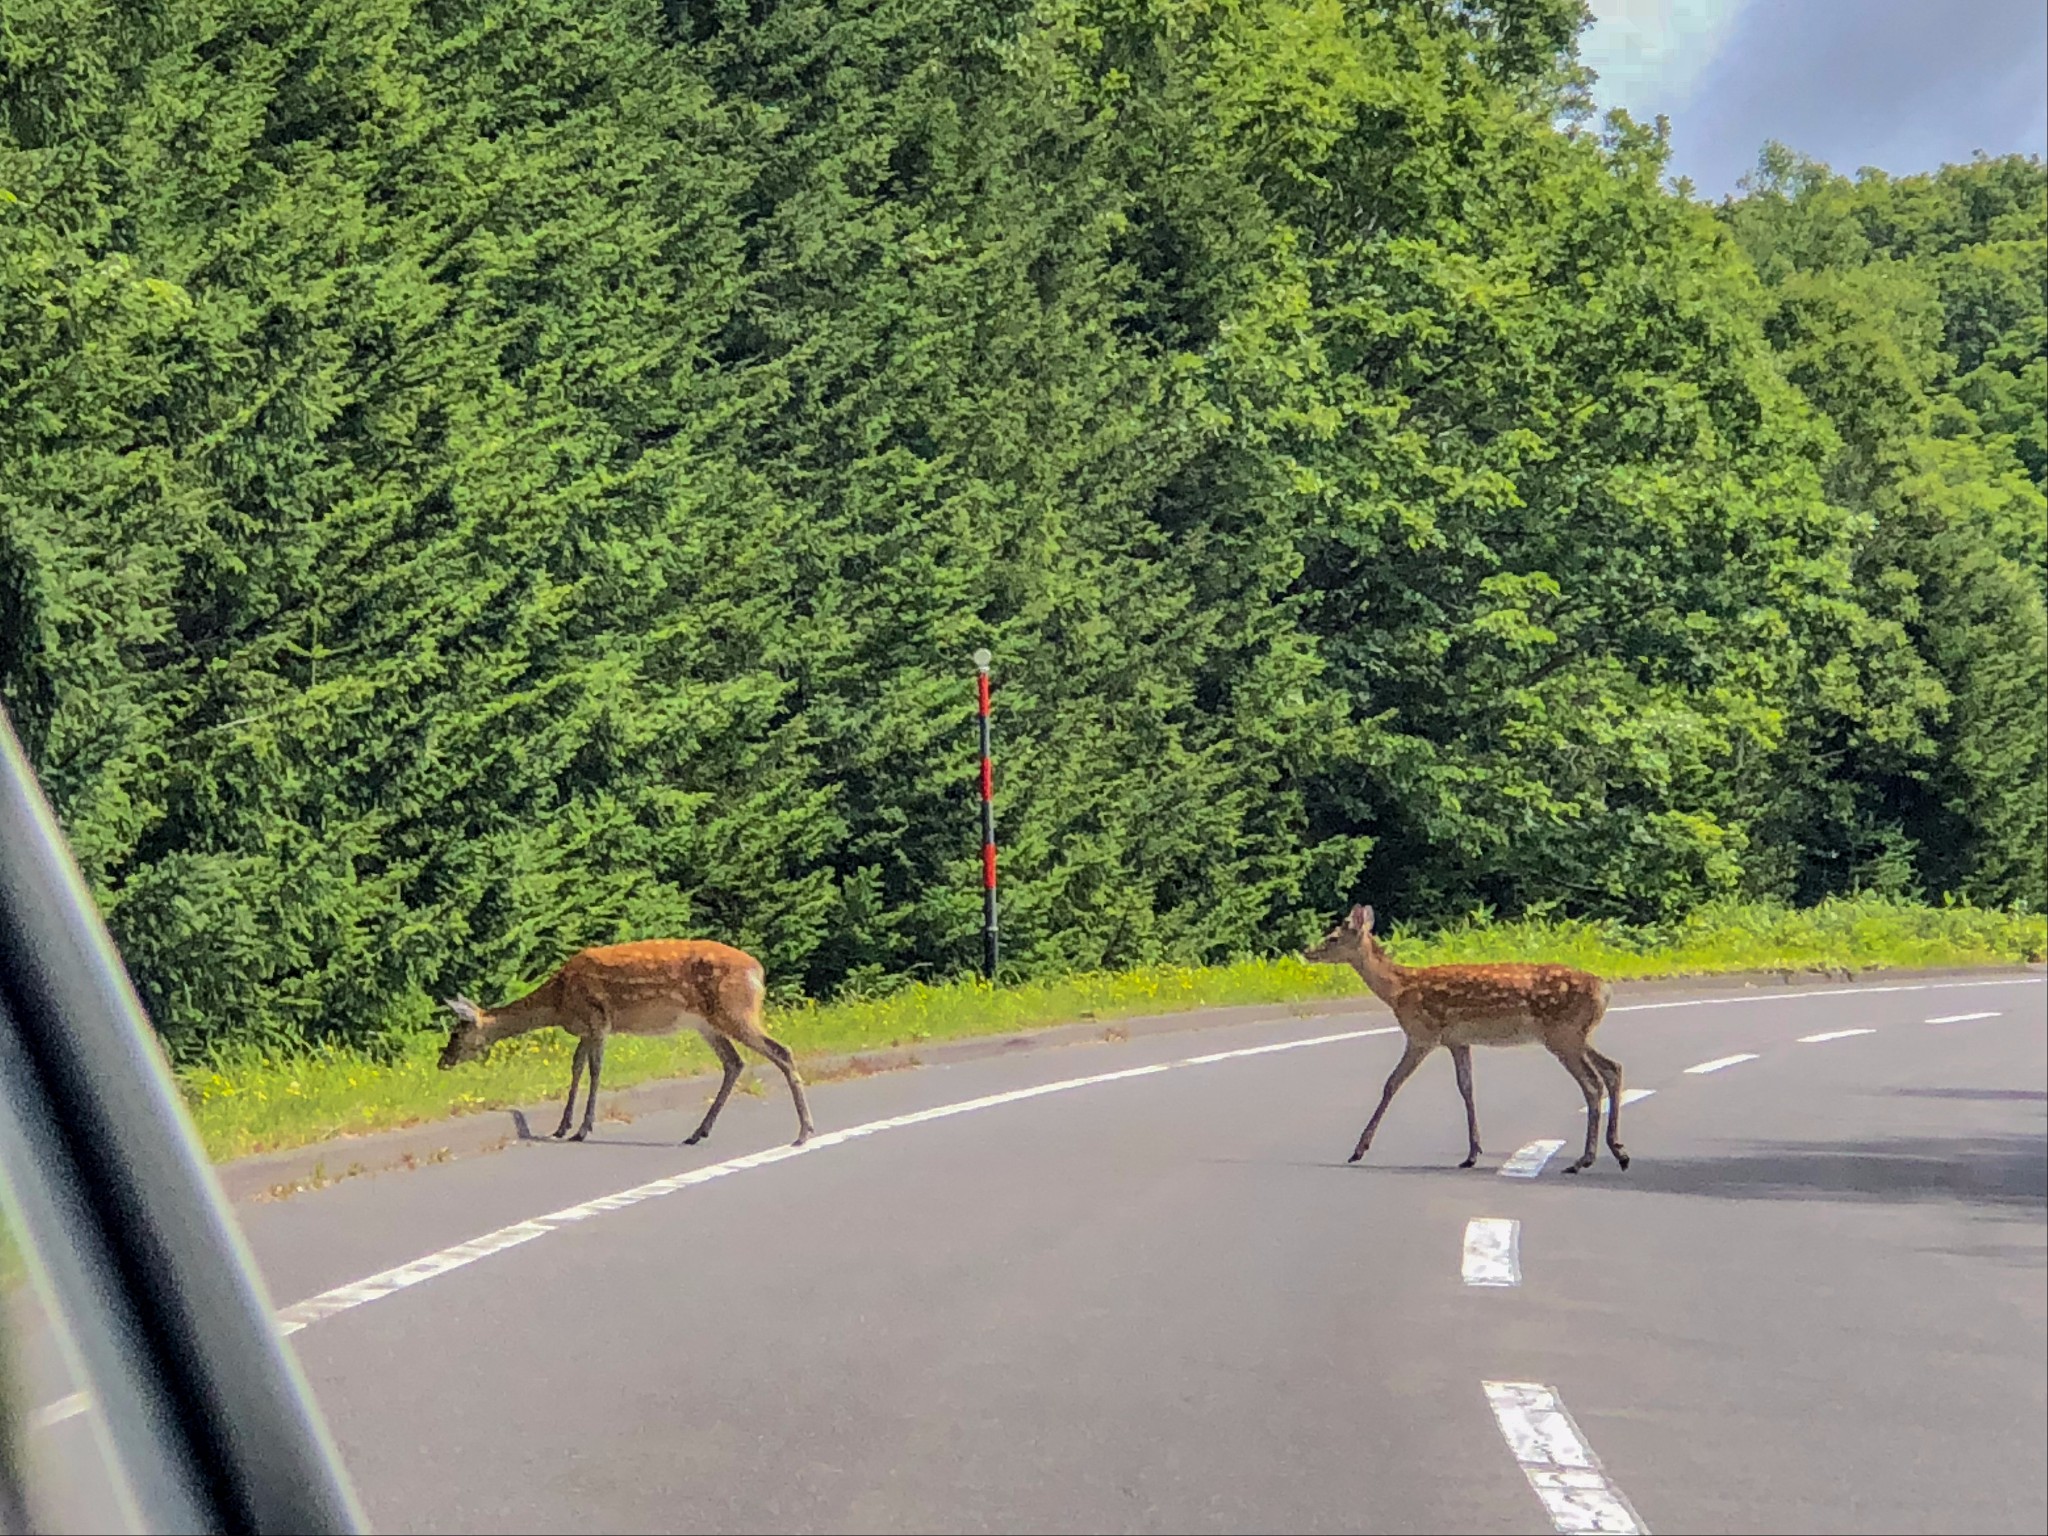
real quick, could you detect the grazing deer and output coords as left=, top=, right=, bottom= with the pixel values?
left=439, top=940, right=815, bottom=1147
left=1302, top=904, right=1628, bottom=1174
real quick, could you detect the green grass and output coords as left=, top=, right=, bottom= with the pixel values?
left=179, top=896, right=2044, bottom=1165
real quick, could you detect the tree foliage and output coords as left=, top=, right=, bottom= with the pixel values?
left=3, top=0, right=2041, bottom=1057
left=1720, top=145, right=2046, bottom=906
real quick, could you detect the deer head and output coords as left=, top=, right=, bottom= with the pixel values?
left=439, top=996, right=491, bottom=1069
left=1303, top=903, right=1376, bottom=966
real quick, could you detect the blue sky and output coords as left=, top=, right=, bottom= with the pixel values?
left=1576, top=0, right=2048, bottom=199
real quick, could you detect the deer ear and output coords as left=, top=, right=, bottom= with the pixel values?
left=1351, top=904, right=1375, bottom=934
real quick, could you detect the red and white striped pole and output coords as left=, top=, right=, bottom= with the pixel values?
left=972, top=648, right=998, bottom=982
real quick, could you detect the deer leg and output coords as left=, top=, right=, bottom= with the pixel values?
left=1450, top=1044, right=1482, bottom=1168
left=1555, top=1049, right=1604, bottom=1173
left=752, top=1031, right=815, bottom=1147
left=552, top=1039, right=589, bottom=1139
left=1586, top=1045, right=1630, bottom=1170
left=1350, top=1040, right=1433, bottom=1163
left=570, top=1036, right=606, bottom=1142
left=685, top=1034, right=746, bottom=1146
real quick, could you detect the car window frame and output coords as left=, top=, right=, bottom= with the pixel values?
left=0, top=704, right=364, bottom=1535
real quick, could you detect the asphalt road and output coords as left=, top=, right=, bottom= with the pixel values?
left=183, top=976, right=2048, bottom=1531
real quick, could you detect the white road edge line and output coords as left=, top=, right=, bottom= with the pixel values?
left=1484, top=1380, right=1649, bottom=1535
left=1683, top=1053, right=1758, bottom=1075
left=1499, top=1140, right=1565, bottom=1178
left=1604, top=978, right=2035, bottom=1015
left=273, top=978, right=2034, bottom=1331
left=1926, top=1011, right=2001, bottom=1023
left=1462, top=1219, right=1520, bottom=1287
left=1798, top=1028, right=1875, bottom=1044
left=24, top=974, right=2033, bottom=1430
left=272, top=1023, right=1404, bottom=1335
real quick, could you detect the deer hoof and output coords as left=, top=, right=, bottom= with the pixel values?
left=1458, top=1154, right=1479, bottom=1168
left=570, top=1129, right=590, bottom=1143
left=683, top=1131, right=706, bottom=1146
left=550, top=1127, right=570, bottom=1141
left=1613, top=1150, right=1631, bottom=1170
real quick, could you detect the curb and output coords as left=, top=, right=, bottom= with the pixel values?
left=211, top=962, right=2043, bottom=1204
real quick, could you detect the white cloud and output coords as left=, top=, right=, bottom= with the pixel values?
left=1577, top=0, right=1754, bottom=122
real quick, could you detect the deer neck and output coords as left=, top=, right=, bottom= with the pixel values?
left=481, top=980, right=563, bottom=1045
left=1348, top=936, right=1408, bottom=1008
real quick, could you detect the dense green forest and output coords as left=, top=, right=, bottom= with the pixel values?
left=3, top=0, right=2042, bottom=1058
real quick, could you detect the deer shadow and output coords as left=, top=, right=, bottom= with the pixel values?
left=512, top=1105, right=790, bottom=1155
left=1266, top=1120, right=2046, bottom=1214
left=1577, top=1130, right=2045, bottom=1213
left=508, top=1107, right=693, bottom=1150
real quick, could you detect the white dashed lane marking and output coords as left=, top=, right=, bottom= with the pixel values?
left=1499, top=1139, right=1566, bottom=1178
left=1683, top=1053, right=1758, bottom=1075
left=1462, top=1219, right=1521, bottom=1287
left=1484, top=1380, right=1648, bottom=1534
left=1926, top=1011, right=2001, bottom=1023
left=1799, top=1028, right=1875, bottom=1043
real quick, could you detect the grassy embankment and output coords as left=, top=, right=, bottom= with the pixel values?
left=182, top=897, right=2044, bottom=1164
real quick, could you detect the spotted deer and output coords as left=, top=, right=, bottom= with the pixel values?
left=439, top=940, right=815, bottom=1147
left=1303, top=905, right=1628, bottom=1174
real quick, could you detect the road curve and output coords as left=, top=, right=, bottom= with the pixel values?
left=211, top=976, right=2048, bottom=1533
